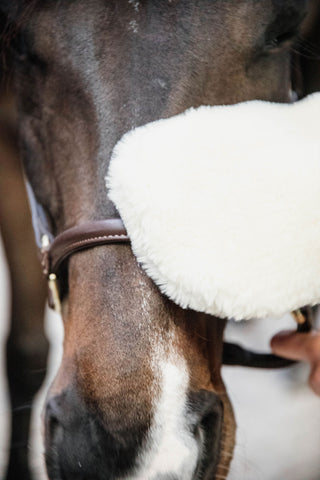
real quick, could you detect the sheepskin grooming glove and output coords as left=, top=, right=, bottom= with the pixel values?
left=107, top=93, right=320, bottom=320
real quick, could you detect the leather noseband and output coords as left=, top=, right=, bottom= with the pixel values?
left=42, top=219, right=129, bottom=312
left=41, top=219, right=129, bottom=277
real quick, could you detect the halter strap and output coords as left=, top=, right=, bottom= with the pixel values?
left=25, top=180, right=130, bottom=310
left=40, top=219, right=130, bottom=311
left=40, top=219, right=130, bottom=277
left=25, top=180, right=130, bottom=277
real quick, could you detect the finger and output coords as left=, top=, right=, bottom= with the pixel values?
left=309, top=363, right=320, bottom=397
left=270, top=330, right=320, bottom=362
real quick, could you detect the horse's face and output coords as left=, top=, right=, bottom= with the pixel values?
left=9, top=0, right=307, bottom=478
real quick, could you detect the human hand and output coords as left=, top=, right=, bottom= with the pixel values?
left=271, top=330, right=320, bottom=396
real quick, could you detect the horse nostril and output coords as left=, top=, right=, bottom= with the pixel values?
left=188, top=390, right=224, bottom=477
left=45, top=397, right=64, bottom=443
left=188, top=390, right=224, bottom=446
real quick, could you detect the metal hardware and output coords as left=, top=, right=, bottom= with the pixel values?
left=41, top=234, right=50, bottom=249
left=292, top=309, right=307, bottom=325
left=48, top=273, right=61, bottom=313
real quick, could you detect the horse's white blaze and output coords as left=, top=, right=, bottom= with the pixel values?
left=124, top=358, right=199, bottom=480
left=146, top=361, right=198, bottom=478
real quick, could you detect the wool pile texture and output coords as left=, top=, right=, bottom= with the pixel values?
left=107, top=93, right=320, bottom=320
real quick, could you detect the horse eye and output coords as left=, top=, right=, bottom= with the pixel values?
left=10, top=32, right=42, bottom=66
left=262, top=5, right=307, bottom=55
left=265, top=28, right=299, bottom=52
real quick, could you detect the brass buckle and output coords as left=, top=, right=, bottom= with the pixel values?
left=292, top=309, right=306, bottom=325
left=48, top=273, right=61, bottom=313
left=292, top=308, right=313, bottom=333
left=41, top=234, right=61, bottom=313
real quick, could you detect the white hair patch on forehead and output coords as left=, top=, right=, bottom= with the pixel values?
left=107, top=93, right=320, bottom=321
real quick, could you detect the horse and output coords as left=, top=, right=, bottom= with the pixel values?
left=1, top=0, right=318, bottom=479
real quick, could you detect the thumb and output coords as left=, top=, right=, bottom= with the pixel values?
left=309, top=363, right=320, bottom=396
left=270, top=330, right=317, bottom=362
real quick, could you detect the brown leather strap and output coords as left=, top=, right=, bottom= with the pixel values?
left=223, top=308, right=313, bottom=369
left=223, top=342, right=297, bottom=369
left=41, top=219, right=130, bottom=277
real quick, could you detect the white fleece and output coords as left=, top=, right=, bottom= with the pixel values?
left=106, top=93, right=320, bottom=320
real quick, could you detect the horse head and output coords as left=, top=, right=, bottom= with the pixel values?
left=5, top=0, right=308, bottom=478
